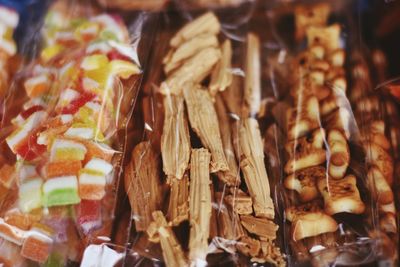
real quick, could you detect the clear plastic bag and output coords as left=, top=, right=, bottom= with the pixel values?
left=118, top=6, right=286, bottom=267
left=265, top=1, right=397, bottom=266
left=0, top=0, right=152, bottom=265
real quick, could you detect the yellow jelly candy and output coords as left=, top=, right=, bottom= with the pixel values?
left=109, top=60, right=140, bottom=79
left=81, top=54, right=109, bottom=71
left=41, top=44, right=64, bottom=62
left=75, top=22, right=99, bottom=39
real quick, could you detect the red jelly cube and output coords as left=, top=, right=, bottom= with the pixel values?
left=76, top=200, right=102, bottom=235
left=15, top=132, right=47, bottom=161
left=61, top=92, right=95, bottom=115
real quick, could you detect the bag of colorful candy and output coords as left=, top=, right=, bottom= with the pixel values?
left=0, top=0, right=156, bottom=265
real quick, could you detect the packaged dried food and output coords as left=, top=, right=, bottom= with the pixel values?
left=118, top=8, right=286, bottom=267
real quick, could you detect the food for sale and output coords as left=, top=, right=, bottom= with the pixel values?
left=279, top=3, right=377, bottom=264
left=349, top=51, right=398, bottom=262
left=0, top=3, right=141, bottom=264
left=123, top=11, right=284, bottom=267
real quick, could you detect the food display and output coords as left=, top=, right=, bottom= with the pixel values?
left=1, top=0, right=400, bottom=266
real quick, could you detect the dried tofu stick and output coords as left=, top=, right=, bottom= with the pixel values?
left=124, top=141, right=161, bottom=231
left=215, top=94, right=240, bottom=185
left=189, top=148, right=212, bottom=264
left=164, top=34, right=219, bottom=74
left=221, top=74, right=243, bottom=118
left=167, top=174, right=189, bottom=226
left=239, top=118, right=274, bottom=219
left=147, top=211, right=188, bottom=267
left=224, top=193, right=253, bottom=215
left=244, top=33, right=261, bottom=117
left=215, top=192, right=245, bottom=241
left=170, top=12, right=221, bottom=48
left=160, top=47, right=221, bottom=95
left=161, top=95, right=190, bottom=180
left=209, top=39, right=233, bottom=96
left=209, top=184, right=219, bottom=239
left=184, top=85, right=229, bottom=172
left=142, top=95, right=164, bottom=152
left=240, top=215, right=278, bottom=240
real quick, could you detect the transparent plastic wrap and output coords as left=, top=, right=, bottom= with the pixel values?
left=0, top=0, right=150, bottom=265
left=117, top=8, right=286, bottom=267
left=265, top=1, right=385, bottom=266
left=0, top=5, right=20, bottom=127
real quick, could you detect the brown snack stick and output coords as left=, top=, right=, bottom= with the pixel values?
left=286, top=95, right=320, bottom=141
left=362, top=120, right=391, bottom=151
left=209, top=39, right=233, bottom=96
left=367, top=167, right=393, bottom=205
left=323, top=106, right=351, bottom=138
left=239, top=118, right=274, bottom=219
left=306, top=24, right=341, bottom=52
left=243, top=33, right=261, bottom=117
left=160, top=47, right=221, bottom=95
left=184, top=85, right=229, bottom=172
left=327, top=129, right=350, bottom=179
left=124, top=142, right=161, bottom=231
left=284, top=128, right=326, bottom=174
left=164, top=34, right=219, bottom=74
left=167, top=174, right=189, bottom=226
left=170, top=12, right=220, bottom=48
left=189, top=148, right=212, bottom=263
left=289, top=211, right=338, bottom=241
left=284, top=166, right=325, bottom=203
left=317, top=174, right=365, bottom=215
left=215, top=94, right=240, bottom=186
left=328, top=49, right=345, bottom=67
left=294, top=3, right=330, bottom=41
left=147, top=211, right=188, bottom=267
left=365, top=142, right=394, bottom=185
left=161, top=95, right=190, bottom=180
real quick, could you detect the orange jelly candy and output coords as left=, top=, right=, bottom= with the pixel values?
left=45, top=160, right=82, bottom=178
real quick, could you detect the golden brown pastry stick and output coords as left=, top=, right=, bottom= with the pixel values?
left=184, top=85, right=229, bottom=173
left=161, top=95, right=190, bottom=180
left=124, top=141, right=161, bottom=231
left=189, top=148, right=212, bottom=264
left=239, top=118, right=274, bottom=219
